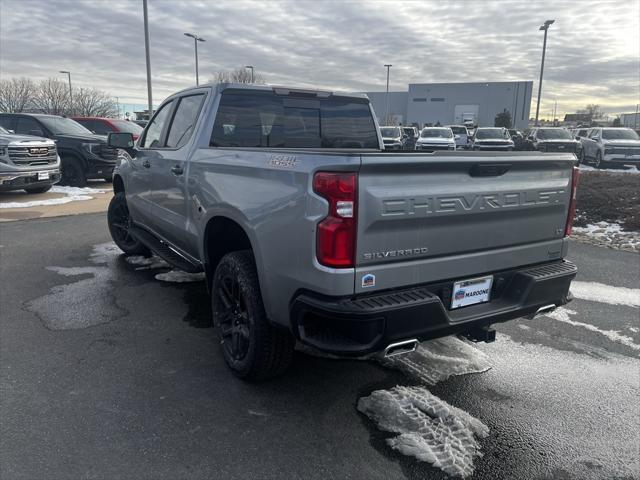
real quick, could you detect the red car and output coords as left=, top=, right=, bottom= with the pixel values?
left=71, top=117, right=144, bottom=141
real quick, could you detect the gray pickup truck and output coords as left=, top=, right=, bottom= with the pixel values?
left=0, top=126, right=60, bottom=193
left=107, top=83, right=578, bottom=380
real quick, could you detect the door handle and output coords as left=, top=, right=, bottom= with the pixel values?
left=142, top=160, right=151, bottom=168
left=171, top=165, right=184, bottom=175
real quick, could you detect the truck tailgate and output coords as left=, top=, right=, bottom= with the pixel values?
left=355, top=152, right=576, bottom=293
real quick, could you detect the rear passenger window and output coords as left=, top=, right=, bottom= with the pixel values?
left=92, top=121, right=114, bottom=135
left=165, top=94, right=205, bottom=148
left=210, top=90, right=378, bottom=149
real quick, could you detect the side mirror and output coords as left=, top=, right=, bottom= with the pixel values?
left=7, top=129, right=15, bottom=134
left=108, top=132, right=134, bottom=149
left=29, top=129, right=44, bottom=137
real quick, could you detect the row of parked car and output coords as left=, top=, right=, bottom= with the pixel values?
left=380, top=124, right=640, bottom=169
left=0, top=113, right=144, bottom=193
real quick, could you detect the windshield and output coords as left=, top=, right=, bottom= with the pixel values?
left=39, top=117, right=93, bottom=135
left=421, top=128, right=452, bottom=138
left=449, top=126, right=467, bottom=135
left=537, top=129, right=572, bottom=140
left=475, top=128, right=506, bottom=139
left=111, top=120, right=143, bottom=135
left=602, top=129, right=639, bottom=140
left=380, top=127, right=401, bottom=138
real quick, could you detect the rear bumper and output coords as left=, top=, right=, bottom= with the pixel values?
left=290, top=260, right=576, bottom=356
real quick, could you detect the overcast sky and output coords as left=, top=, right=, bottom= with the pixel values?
left=1, top=0, right=638, bottom=117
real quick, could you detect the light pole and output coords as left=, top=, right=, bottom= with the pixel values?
left=184, top=32, right=205, bottom=86
left=143, top=0, right=153, bottom=118
left=384, top=64, right=392, bottom=124
left=535, top=19, right=554, bottom=126
left=115, top=96, right=120, bottom=118
left=59, top=70, right=72, bottom=115
left=245, top=65, right=254, bottom=83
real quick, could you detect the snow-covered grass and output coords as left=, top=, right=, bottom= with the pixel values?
left=358, top=386, right=488, bottom=478
left=579, top=164, right=640, bottom=174
left=0, top=185, right=108, bottom=209
left=572, top=221, right=640, bottom=249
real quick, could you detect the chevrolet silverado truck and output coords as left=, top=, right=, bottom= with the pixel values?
left=579, top=127, right=640, bottom=168
left=106, top=83, right=578, bottom=380
left=0, top=113, right=118, bottom=186
left=0, top=126, right=60, bottom=193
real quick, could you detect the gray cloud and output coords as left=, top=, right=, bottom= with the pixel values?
left=1, top=0, right=638, bottom=116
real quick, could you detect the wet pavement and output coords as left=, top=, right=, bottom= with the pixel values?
left=1, top=213, right=638, bottom=480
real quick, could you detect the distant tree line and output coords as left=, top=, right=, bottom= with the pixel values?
left=0, top=77, right=118, bottom=117
left=209, top=66, right=266, bottom=85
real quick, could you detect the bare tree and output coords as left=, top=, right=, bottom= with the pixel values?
left=0, top=77, right=37, bottom=112
left=577, top=104, right=603, bottom=119
left=34, top=78, right=71, bottom=116
left=74, top=88, right=117, bottom=117
left=210, top=67, right=265, bottom=84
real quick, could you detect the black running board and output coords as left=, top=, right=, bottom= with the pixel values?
left=128, top=226, right=202, bottom=273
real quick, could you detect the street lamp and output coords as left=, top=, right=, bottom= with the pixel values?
left=535, top=19, right=554, bottom=126
left=59, top=70, right=72, bottom=115
left=143, top=0, right=153, bottom=118
left=384, top=64, right=392, bottom=124
left=184, top=32, right=205, bottom=86
left=245, top=65, right=254, bottom=83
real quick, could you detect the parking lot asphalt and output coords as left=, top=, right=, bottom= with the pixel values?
left=1, top=213, right=638, bottom=480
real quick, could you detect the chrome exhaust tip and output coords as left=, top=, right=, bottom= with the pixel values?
left=526, top=304, right=557, bottom=319
left=382, top=339, right=419, bottom=358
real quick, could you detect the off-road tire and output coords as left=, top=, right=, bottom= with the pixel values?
left=212, top=250, right=294, bottom=380
left=24, top=185, right=52, bottom=194
left=107, top=192, right=150, bottom=256
left=60, top=155, right=87, bottom=187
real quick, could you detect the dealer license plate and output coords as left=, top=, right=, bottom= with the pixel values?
left=37, top=171, right=49, bottom=180
left=451, top=275, right=493, bottom=309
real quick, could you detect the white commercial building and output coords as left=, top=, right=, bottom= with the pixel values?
left=364, top=81, right=533, bottom=130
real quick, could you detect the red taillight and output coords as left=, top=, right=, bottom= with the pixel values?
left=565, top=166, right=580, bottom=236
left=313, top=172, right=357, bottom=268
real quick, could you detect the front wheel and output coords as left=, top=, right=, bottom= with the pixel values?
left=594, top=150, right=607, bottom=169
left=212, top=251, right=294, bottom=380
left=60, top=156, right=87, bottom=187
left=107, top=192, right=150, bottom=256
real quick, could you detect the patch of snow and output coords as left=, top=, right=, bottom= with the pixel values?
left=380, top=336, right=492, bottom=385
left=357, top=386, right=488, bottom=478
left=629, top=327, right=639, bottom=333
left=0, top=185, right=108, bottom=209
left=125, top=255, right=169, bottom=270
left=570, top=281, right=640, bottom=308
left=572, top=222, right=640, bottom=250
left=578, top=164, right=640, bottom=174
left=155, top=270, right=205, bottom=283
left=517, top=324, right=531, bottom=330
left=546, top=307, right=640, bottom=352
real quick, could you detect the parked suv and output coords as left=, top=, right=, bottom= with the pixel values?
left=0, top=126, right=60, bottom=193
left=579, top=127, right=640, bottom=168
left=470, top=127, right=514, bottom=150
left=448, top=125, right=470, bottom=149
left=523, top=128, right=580, bottom=154
left=105, top=82, right=577, bottom=380
left=0, top=113, right=118, bottom=186
left=72, top=117, right=144, bottom=141
left=380, top=126, right=407, bottom=150
left=415, top=127, right=456, bottom=151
